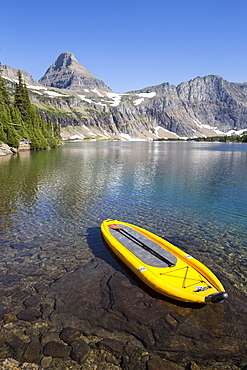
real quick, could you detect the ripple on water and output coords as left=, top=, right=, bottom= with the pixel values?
left=0, top=141, right=247, bottom=294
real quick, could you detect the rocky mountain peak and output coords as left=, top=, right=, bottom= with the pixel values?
left=39, top=52, right=112, bottom=92
left=55, top=51, right=77, bottom=67
left=48, top=52, right=92, bottom=77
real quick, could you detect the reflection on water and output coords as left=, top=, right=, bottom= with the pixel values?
left=0, top=141, right=247, bottom=292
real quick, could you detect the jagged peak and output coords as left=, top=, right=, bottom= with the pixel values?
left=39, top=52, right=112, bottom=92
left=53, top=52, right=78, bottom=69
left=43, top=51, right=93, bottom=78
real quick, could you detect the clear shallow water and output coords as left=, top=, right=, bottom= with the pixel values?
left=0, top=141, right=247, bottom=292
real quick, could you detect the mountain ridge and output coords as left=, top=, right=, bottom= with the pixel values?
left=1, top=53, right=247, bottom=141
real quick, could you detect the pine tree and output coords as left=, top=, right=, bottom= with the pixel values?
left=0, top=69, right=61, bottom=149
left=0, top=101, right=7, bottom=143
left=14, top=70, right=47, bottom=149
left=0, top=73, right=11, bottom=106
left=11, top=106, right=29, bottom=138
left=0, top=123, right=7, bottom=142
left=0, top=73, right=10, bottom=143
left=14, top=70, right=33, bottom=123
left=53, top=120, right=61, bottom=139
left=6, top=124, right=20, bottom=147
left=0, top=103, right=19, bottom=147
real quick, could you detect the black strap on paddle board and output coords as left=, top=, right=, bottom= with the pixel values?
left=109, top=224, right=174, bottom=267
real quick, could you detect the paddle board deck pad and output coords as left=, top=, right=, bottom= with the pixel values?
left=101, top=219, right=228, bottom=304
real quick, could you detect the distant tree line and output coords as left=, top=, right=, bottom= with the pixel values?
left=155, top=134, right=247, bottom=143
left=0, top=69, right=61, bottom=149
left=189, top=135, right=247, bottom=143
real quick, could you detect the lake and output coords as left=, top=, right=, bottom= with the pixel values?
left=0, top=141, right=246, bottom=294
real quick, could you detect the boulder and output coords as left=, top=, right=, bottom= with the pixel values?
left=59, top=327, right=80, bottom=344
left=5, top=334, right=26, bottom=351
left=3, top=313, right=18, bottom=324
left=43, top=341, right=71, bottom=358
left=147, top=357, right=181, bottom=370
left=41, top=333, right=60, bottom=346
left=96, top=338, right=125, bottom=358
left=24, top=296, right=43, bottom=308
left=0, top=144, right=13, bottom=156
left=17, top=308, right=42, bottom=321
left=70, top=338, right=89, bottom=364
left=22, top=340, right=42, bottom=363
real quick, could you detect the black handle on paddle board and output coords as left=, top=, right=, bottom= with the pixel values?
left=109, top=224, right=174, bottom=267
left=205, top=291, right=229, bottom=303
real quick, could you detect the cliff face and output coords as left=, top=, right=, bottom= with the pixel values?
left=2, top=56, right=247, bottom=140
left=129, top=75, right=247, bottom=137
left=38, top=52, right=112, bottom=92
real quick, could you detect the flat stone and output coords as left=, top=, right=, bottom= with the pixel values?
left=96, top=338, right=125, bottom=358
left=147, top=357, right=181, bottom=370
left=34, top=283, right=49, bottom=294
left=0, top=305, right=7, bottom=319
left=5, top=333, right=26, bottom=350
left=59, top=327, right=81, bottom=344
left=10, top=242, right=27, bottom=250
left=5, top=274, right=23, bottom=283
left=3, top=313, right=18, bottom=324
left=24, top=296, right=43, bottom=308
left=22, top=340, right=42, bottom=363
left=3, top=323, right=15, bottom=330
left=105, top=354, right=121, bottom=365
left=41, top=356, right=53, bottom=368
left=41, top=333, right=60, bottom=346
left=120, top=343, right=145, bottom=370
left=17, top=308, right=42, bottom=321
left=70, top=339, right=89, bottom=364
left=43, top=341, right=71, bottom=358
left=41, top=303, right=53, bottom=319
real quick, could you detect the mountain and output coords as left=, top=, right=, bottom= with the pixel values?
left=1, top=55, right=247, bottom=141
left=39, top=52, right=112, bottom=92
left=1, top=64, right=41, bottom=87
left=127, top=75, right=247, bottom=137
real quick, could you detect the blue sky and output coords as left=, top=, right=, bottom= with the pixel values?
left=1, top=0, right=247, bottom=92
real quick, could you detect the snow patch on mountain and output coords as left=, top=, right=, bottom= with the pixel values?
left=78, top=95, right=93, bottom=103
left=91, top=88, right=104, bottom=97
left=137, top=92, right=156, bottom=98
left=134, top=97, right=144, bottom=105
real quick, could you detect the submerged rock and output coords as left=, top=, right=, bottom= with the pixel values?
left=46, top=257, right=247, bottom=369
left=59, top=327, right=81, bottom=344
left=17, top=308, right=42, bottom=322
left=43, top=341, right=71, bottom=358
left=70, top=338, right=89, bottom=364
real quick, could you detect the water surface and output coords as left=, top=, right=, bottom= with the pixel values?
left=0, top=141, right=246, bottom=293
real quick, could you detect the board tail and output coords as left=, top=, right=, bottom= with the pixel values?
left=205, top=292, right=228, bottom=303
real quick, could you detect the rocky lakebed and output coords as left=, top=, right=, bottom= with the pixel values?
left=0, top=233, right=247, bottom=370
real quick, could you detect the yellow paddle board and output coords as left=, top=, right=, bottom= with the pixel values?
left=101, top=219, right=228, bottom=304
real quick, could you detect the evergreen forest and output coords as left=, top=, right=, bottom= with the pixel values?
left=0, top=69, right=61, bottom=150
